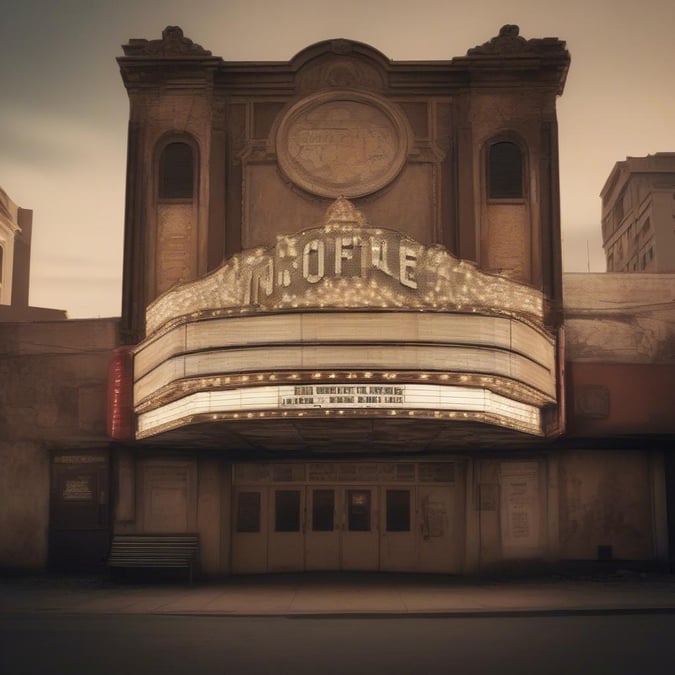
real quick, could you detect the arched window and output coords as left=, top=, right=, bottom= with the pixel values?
left=158, top=142, right=194, bottom=199
left=487, top=141, right=523, bottom=199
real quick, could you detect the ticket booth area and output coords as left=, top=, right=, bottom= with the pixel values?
left=231, top=461, right=465, bottom=574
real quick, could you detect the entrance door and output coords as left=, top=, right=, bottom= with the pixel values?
left=232, top=488, right=267, bottom=574
left=341, top=487, right=379, bottom=570
left=380, top=487, right=416, bottom=571
left=305, top=487, right=340, bottom=570
left=268, top=488, right=305, bottom=572
left=306, top=487, right=380, bottom=571
left=49, top=452, right=110, bottom=572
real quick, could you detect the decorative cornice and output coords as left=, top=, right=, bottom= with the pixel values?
left=121, top=26, right=212, bottom=58
left=467, top=24, right=567, bottom=57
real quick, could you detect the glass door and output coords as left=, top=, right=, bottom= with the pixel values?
left=341, top=487, right=379, bottom=570
left=305, top=488, right=340, bottom=570
left=268, top=488, right=305, bottom=571
left=232, top=488, right=268, bottom=573
left=380, top=487, right=416, bottom=571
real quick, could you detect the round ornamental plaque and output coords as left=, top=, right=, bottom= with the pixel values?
left=275, top=91, right=410, bottom=198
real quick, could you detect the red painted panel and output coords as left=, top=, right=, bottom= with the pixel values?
left=107, top=346, right=134, bottom=440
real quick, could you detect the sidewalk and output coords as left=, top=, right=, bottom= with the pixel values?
left=3, top=571, right=675, bottom=617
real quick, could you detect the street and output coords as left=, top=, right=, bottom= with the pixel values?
left=2, top=613, right=675, bottom=675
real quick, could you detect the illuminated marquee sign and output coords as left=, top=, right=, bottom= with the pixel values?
left=145, top=197, right=545, bottom=334
left=136, top=383, right=543, bottom=438
left=281, top=385, right=405, bottom=407
left=246, top=231, right=419, bottom=305
left=134, top=197, right=557, bottom=442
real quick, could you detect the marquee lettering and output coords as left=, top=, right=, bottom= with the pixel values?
left=246, top=231, right=419, bottom=304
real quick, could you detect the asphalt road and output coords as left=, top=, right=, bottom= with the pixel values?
left=2, top=613, right=675, bottom=675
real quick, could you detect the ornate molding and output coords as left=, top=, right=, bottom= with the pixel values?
left=275, top=90, right=410, bottom=198
left=296, top=56, right=385, bottom=92
left=467, top=24, right=566, bottom=56
left=122, top=26, right=212, bottom=57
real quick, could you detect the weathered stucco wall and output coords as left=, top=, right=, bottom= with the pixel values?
left=0, top=319, right=118, bottom=570
left=559, top=451, right=655, bottom=560
left=564, top=273, right=675, bottom=364
left=563, top=273, right=675, bottom=436
left=0, top=319, right=118, bottom=443
left=0, top=442, right=50, bottom=569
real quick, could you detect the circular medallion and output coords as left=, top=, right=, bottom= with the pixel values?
left=275, top=91, right=409, bottom=198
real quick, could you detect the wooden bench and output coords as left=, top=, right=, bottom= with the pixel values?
left=108, top=534, right=199, bottom=583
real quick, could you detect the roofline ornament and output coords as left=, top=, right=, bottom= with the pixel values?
left=467, top=24, right=566, bottom=56
left=121, top=26, right=212, bottom=57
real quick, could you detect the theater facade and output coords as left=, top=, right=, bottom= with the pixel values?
left=103, top=24, right=572, bottom=575
left=5, top=25, right=668, bottom=577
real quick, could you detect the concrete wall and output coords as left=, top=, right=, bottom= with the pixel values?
left=558, top=450, right=656, bottom=560
left=0, top=442, right=50, bottom=569
left=564, top=273, right=675, bottom=436
left=112, top=454, right=232, bottom=576
left=564, top=273, right=675, bottom=364
left=0, top=318, right=118, bottom=570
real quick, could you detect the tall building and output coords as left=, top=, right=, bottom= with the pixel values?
left=0, top=187, right=66, bottom=321
left=601, top=153, right=675, bottom=273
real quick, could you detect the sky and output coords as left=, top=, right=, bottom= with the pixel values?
left=1, top=0, right=674, bottom=318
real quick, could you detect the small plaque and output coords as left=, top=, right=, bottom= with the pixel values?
left=62, top=476, right=94, bottom=501
left=477, top=483, right=499, bottom=511
left=276, top=91, right=409, bottom=198
left=575, top=385, right=610, bottom=418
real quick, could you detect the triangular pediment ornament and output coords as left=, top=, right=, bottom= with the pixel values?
left=324, top=195, right=367, bottom=228
left=146, top=198, right=546, bottom=335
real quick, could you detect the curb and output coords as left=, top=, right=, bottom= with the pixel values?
left=4, top=606, right=675, bottom=619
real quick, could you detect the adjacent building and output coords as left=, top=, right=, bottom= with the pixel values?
left=1, top=25, right=673, bottom=577
left=601, top=153, right=675, bottom=273
left=0, top=187, right=66, bottom=322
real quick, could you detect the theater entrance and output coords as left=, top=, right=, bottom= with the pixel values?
left=304, top=486, right=380, bottom=571
left=231, top=461, right=464, bottom=574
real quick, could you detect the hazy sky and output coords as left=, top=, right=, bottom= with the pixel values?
left=1, top=0, right=674, bottom=318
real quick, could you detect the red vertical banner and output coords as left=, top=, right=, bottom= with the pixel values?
left=107, top=346, right=134, bottom=440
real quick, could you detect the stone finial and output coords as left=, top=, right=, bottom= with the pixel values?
left=467, top=24, right=565, bottom=56
left=324, top=196, right=367, bottom=228
left=122, top=26, right=212, bottom=57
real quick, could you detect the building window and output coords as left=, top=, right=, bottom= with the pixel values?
left=386, top=490, right=411, bottom=532
left=347, top=490, right=371, bottom=532
left=236, top=492, right=261, bottom=533
left=487, top=141, right=523, bottom=199
left=311, top=489, right=334, bottom=532
left=158, top=142, right=194, bottom=199
left=274, top=490, right=301, bottom=532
